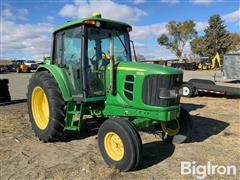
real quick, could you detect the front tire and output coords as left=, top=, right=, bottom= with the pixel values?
left=98, top=118, right=142, bottom=171
left=27, top=71, right=65, bottom=142
left=161, top=107, right=192, bottom=144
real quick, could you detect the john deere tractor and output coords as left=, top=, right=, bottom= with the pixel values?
left=27, top=13, right=192, bottom=171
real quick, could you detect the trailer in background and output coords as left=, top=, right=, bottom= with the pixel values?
left=182, top=79, right=240, bottom=98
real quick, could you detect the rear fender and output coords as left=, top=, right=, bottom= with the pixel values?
left=37, top=65, right=72, bottom=101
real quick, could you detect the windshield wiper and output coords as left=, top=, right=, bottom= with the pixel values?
left=116, top=32, right=128, bottom=56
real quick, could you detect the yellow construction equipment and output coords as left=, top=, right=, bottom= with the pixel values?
left=211, top=52, right=221, bottom=69
left=197, top=61, right=211, bottom=70
left=197, top=52, right=221, bottom=70
left=17, top=64, right=30, bottom=73
left=15, top=61, right=30, bottom=73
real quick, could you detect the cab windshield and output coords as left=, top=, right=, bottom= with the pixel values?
left=87, top=27, right=131, bottom=63
left=85, top=27, right=131, bottom=97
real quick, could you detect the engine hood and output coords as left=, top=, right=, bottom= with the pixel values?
left=114, top=61, right=183, bottom=75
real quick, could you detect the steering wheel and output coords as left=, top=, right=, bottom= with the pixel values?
left=90, top=52, right=108, bottom=67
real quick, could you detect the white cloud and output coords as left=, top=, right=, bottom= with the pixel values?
left=133, top=0, right=145, bottom=4
left=16, top=8, right=28, bottom=20
left=130, top=23, right=167, bottom=41
left=130, top=23, right=176, bottom=59
left=2, top=7, right=28, bottom=20
left=133, top=41, right=195, bottom=60
left=222, top=8, right=240, bottom=23
left=195, top=21, right=208, bottom=31
left=130, top=20, right=209, bottom=59
left=191, top=9, right=239, bottom=33
left=190, top=0, right=215, bottom=5
left=46, top=16, right=54, bottom=23
left=2, top=8, right=13, bottom=19
left=59, top=0, right=147, bottom=23
left=133, top=42, right=177, bottom=60
left=131, top=20, right=208, bottom=42
left=160, top=0, right=179, bottom=5
left=1, top=8, right=53, bottom=60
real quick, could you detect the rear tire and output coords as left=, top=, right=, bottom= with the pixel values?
left=27, top=71, right=65, bottom=142
left=98, top=118, right=142, bottom=171
left=161, top=107, right=192, bottom=144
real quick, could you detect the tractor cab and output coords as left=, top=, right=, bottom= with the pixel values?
left=52, top=13, right=132, bottom=102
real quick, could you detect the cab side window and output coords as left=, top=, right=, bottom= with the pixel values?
left=54, top=28, right=83, bottom=97
left=54, top=28, right=82, bottom=66
left=54, top=32, right=63, bottom=65
left=63, top=28, right=81, bottom=67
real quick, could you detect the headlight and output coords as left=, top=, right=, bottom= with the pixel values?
left=159, top=88, right=181, bottom=99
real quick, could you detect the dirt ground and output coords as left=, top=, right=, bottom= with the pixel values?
left=0, top=71, right=240, bottom=179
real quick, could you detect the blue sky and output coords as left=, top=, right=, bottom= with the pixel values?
left=1, top=0, right=239, bottom=60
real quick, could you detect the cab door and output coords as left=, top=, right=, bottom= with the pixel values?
left=54, top=27, right=83, bottom=99
left=86, top=38, right=106, bottom=97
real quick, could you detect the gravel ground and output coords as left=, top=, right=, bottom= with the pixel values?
left=0, top=70, right=240, bottom=179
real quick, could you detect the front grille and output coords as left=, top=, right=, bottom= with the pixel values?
left=142, top=74, right=182, bottom=107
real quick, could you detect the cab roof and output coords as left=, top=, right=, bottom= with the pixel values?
left=54, top=15, right=131, bottom=33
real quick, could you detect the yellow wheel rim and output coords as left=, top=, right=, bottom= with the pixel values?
left=104, top=132, right=124, bottom=161
left=31, top=86, right=50, bottom=130
left=161, top=119, right=180, bottom=136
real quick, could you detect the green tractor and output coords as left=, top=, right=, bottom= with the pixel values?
left=27, top=13, right=192, bottom=171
